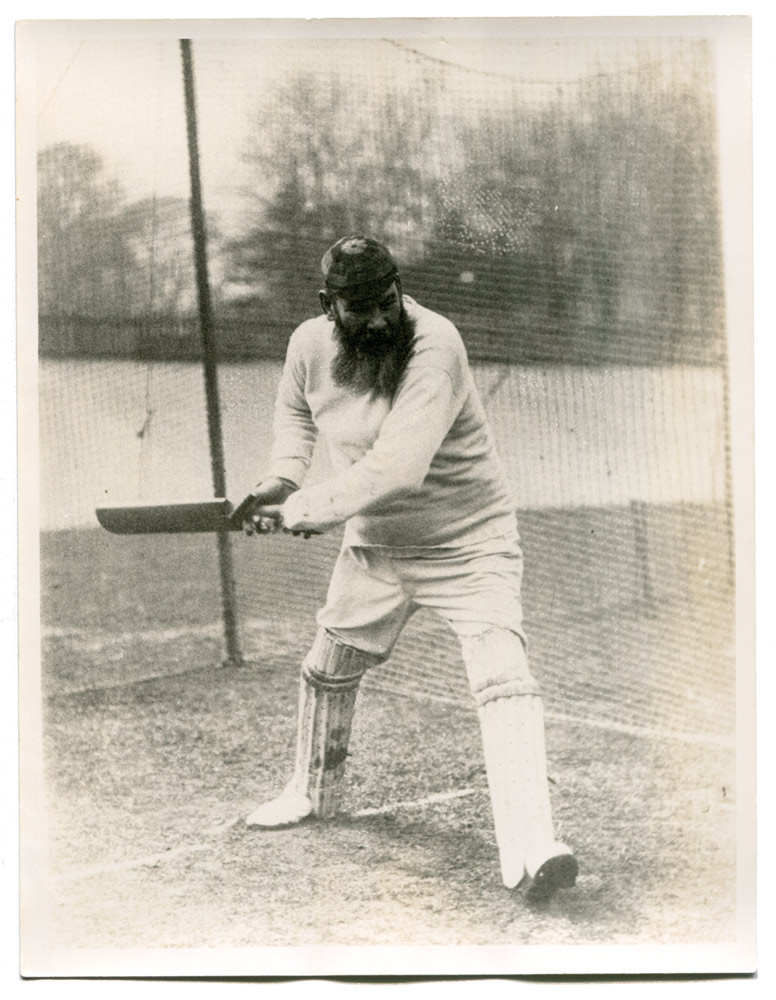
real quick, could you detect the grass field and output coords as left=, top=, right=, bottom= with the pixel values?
left=33, top=509, right=739, bottom=965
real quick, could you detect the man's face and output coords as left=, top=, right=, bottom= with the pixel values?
left=325, top=281, right=404, bottom=354
left=323, top=279, right=415, bottom=396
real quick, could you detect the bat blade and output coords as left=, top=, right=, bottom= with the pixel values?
left=96, top=499, right=239, bottom=534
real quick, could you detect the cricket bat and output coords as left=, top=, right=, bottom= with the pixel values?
left=96, top=495, right=320, bottom=536
left=96, top=498, right=246, bottom=534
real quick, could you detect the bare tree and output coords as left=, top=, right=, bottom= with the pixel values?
left=225, top=71, right=443, bottom=319
left=37, top=142, right=139, bottom=318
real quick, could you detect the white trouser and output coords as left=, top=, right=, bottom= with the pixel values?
left=288, top=530, right=570, bottom=884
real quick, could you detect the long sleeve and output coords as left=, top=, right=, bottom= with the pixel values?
left=265, top=334, right=318, bottom=488
left=281, top=364, right=465, bottom=533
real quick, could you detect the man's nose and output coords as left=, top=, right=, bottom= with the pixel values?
left=366, top=309, right=387, bottom=332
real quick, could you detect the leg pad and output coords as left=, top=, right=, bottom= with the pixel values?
left=291, top=630, right=382, bottom=818
left=459, top=627, right=574, bottom=888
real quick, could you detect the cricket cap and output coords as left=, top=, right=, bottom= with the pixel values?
left=321, top=235, right=399, bottom=294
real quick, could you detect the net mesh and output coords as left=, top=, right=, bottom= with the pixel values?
left=36, top=31, right=734, bottom=744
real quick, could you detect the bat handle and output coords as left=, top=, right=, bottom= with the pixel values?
left=229, top=492, right=261, bottom=528
left=230, top=493, right=322, bottom=537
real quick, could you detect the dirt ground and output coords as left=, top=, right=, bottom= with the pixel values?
left=30, top=525, right=740, bottom=967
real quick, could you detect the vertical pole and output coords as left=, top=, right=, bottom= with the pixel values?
left=180, top=38, right=243, bottom=667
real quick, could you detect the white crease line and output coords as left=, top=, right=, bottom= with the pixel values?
left=353, top=787, right=479, bottom=817
left=544, top=710, right=736, bottom=750
left=50, top=764, right=736, bottom=884
left=52, top=842, right=212, bottom=882
left=44, top=618, right=304, bottom=646
left=52, top=790, right=481, bottom=882
left=44, top=622, right=222, bottom=645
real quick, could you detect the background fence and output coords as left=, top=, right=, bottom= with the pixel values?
left=36, top=28, right=734, bottom=744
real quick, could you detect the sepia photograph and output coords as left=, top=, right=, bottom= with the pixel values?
left=16, top=13, right=755, bottom=978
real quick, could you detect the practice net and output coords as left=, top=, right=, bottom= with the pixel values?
left=36, top=30, right=735, bottom=747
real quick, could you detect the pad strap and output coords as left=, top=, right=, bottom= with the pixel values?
left=472, top=675, right=539, bottom=707
left=304, top=628, right=384, bottom=686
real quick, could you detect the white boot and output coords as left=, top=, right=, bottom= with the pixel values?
left=246, top=785, right=313, bottom=828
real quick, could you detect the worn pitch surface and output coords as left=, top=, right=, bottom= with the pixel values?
left=37, top=523, right=736, bottom=951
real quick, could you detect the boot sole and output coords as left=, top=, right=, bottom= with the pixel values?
left=245, top=815, right=312, bottom=830
left=524, top=853, right=579, bottom=904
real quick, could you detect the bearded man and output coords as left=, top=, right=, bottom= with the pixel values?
left=239, top=235, right=577, bottom=903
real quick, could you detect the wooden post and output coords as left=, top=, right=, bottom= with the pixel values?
left=180, top=38, right=243, bottom=667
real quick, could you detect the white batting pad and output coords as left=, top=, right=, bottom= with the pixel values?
left=477, top=692, right=571, bottom=887
left=458, top=627, right=570, bottom=886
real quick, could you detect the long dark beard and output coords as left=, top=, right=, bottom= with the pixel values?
left=331, top=307, right=416, bottom=398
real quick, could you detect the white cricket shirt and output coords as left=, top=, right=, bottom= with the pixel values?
left=267, top=296, right=516, bottom=547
